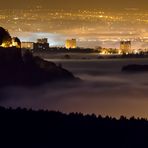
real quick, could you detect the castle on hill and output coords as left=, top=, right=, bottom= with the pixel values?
left=0, top=27, right=22, bottom=62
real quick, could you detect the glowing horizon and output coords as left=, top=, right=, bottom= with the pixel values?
left=0, top=8, right=147, bottom=49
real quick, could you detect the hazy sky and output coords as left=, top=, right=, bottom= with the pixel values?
left=0, top=0, right=147, bottom=48
left=0, top=0, right=147, bottom=10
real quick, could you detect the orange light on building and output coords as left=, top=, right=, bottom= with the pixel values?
left=65, top=39, right=77, bottom=49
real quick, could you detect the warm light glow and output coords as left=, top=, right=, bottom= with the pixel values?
left=1, top=43, right=6, bottom=47
left=65, top=39, right=77, bottom=49
left=12, top=41, right=18, bottom=47
left=1, top=42, right=10, bottom=48
left=118, top=50, right=122, bottom=55
left=1, top=40, right=21, bottom=48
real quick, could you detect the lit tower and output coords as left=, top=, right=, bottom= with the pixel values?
left=120, top=41, right=132, bottom=54
left=65, top=39, right=76, bottom=49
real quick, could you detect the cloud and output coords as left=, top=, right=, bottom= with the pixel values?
left=1, top=72, right=148, bottom=118
left=1, top=59, right=148, bottom=118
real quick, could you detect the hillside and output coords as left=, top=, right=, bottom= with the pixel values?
left=0, top=47, right=78, bottom=86
left=0, top=107, right=148, bottom=148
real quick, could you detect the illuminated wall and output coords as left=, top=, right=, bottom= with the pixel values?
left=21, top=42, right=35, bottom=49
left=120, top=41, right=132, bottom=53
left=65, top=39, right=76, bottom=49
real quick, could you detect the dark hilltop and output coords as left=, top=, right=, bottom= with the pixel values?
left=0, top=27, right=78, bottom=87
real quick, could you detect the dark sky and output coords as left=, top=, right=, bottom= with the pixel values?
left=0, top=0, right=147, bottom=10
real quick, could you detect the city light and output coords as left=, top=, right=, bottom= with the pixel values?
left=0, top=9, right=147, bottom=49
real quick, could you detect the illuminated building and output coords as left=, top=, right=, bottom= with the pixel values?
left=21, top=42, right=35, bottom=50
left=35, top=38, right=49, bottom=50
left=21, top=38, right=49, bottom=50
left=65, top=39, right=76, bottom=49
left=37, top=38, right=48, bottom=44
left=120, top=41, right=132, bottom=54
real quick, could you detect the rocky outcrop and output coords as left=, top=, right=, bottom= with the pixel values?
left=0, top=48, right=78, bottom=87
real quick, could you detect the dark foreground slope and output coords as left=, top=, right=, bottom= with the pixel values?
left=0, top=47, right=78, bottom=87
left=0, top=107, right=148, bottom=148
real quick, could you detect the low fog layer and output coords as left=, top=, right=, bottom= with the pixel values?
left=1, top=59, right=148, bottom=118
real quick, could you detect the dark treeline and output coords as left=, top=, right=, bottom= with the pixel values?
left=0, top=106, right=148, bottom=148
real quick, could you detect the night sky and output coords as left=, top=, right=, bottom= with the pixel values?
left=0, top=0, right=147, bottom=10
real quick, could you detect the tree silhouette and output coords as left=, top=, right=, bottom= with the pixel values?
left=0, top=106, right=148, bottom=148
left=0, top=27, right=12, bottom=46
left=12, top=37, right=21, bottom=48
